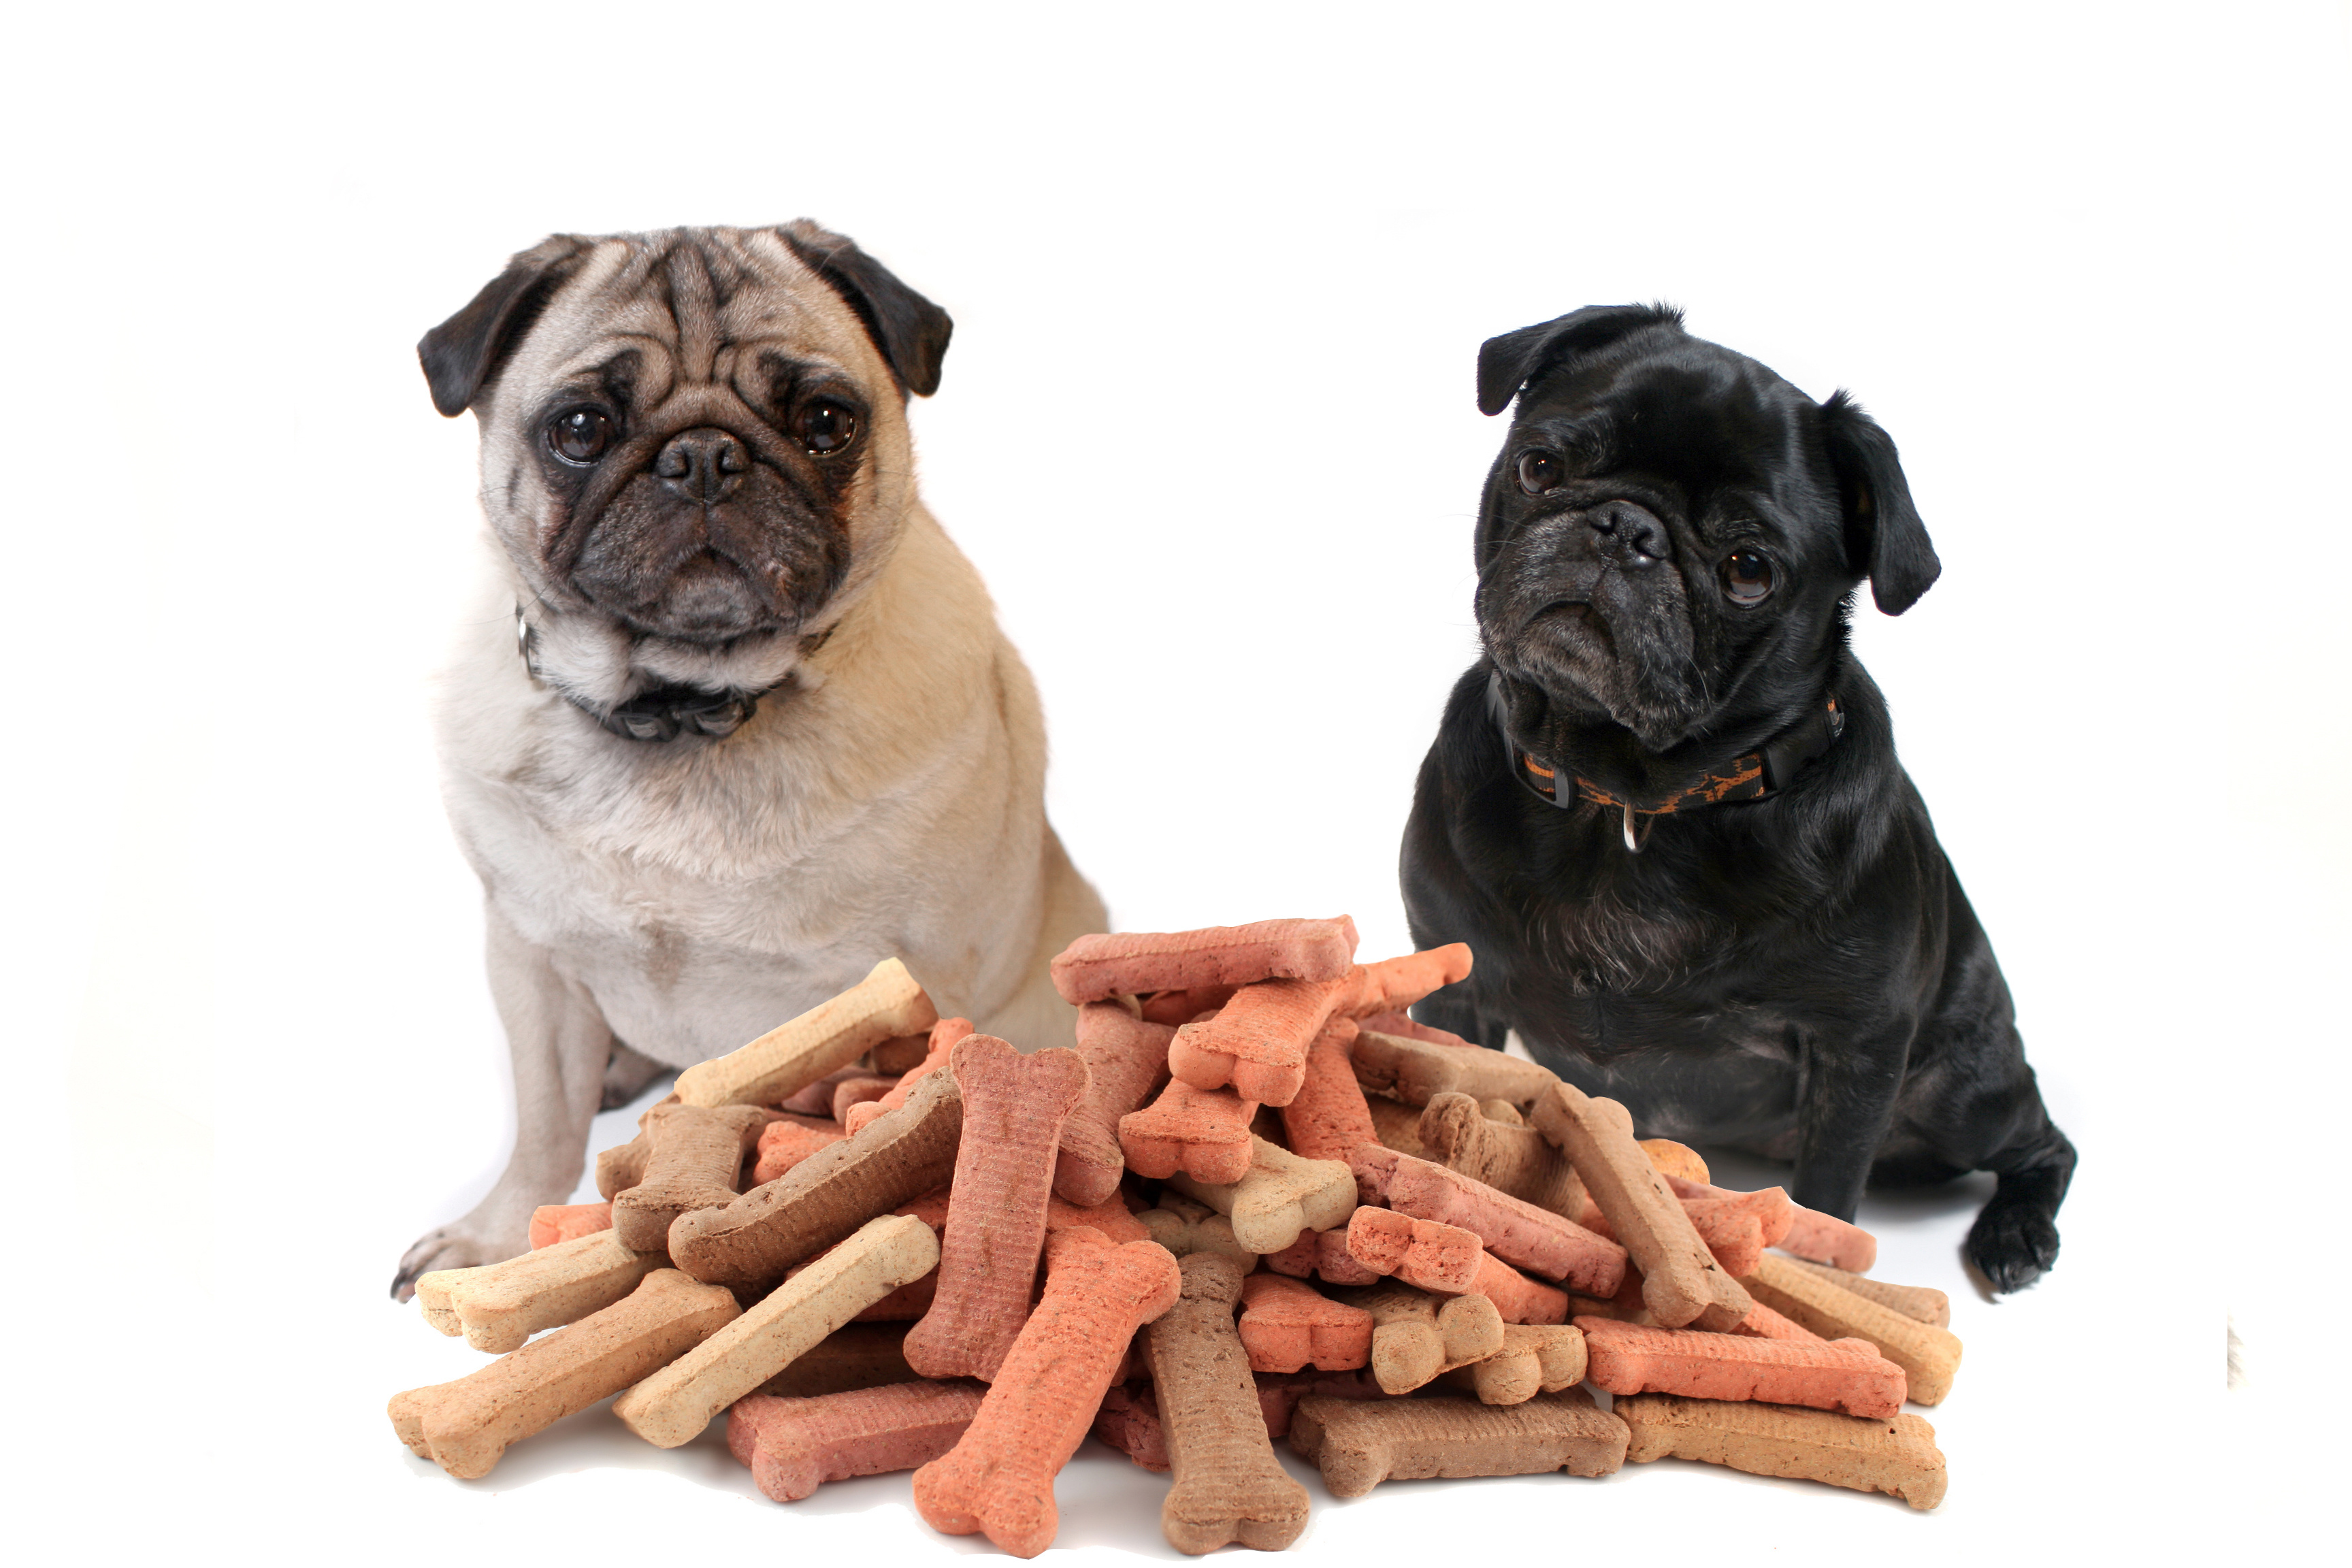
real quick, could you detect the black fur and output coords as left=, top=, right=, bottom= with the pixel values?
left=779, top=220, right=953, bottom=397
left=1401, top=308, right=2074, bottom=1292
left=417, top=235, right=589, bottom=417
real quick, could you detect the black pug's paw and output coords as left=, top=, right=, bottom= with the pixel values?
left=1965, top=1184, right=2061, bottom=1294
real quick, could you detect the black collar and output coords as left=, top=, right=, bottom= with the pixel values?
left=1488, top=670, right=1845, bottom=850
left=517, top=606, right=830, bottom=743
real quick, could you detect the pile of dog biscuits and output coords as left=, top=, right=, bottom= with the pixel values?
left=394, top=916, right=1959, bottom=1554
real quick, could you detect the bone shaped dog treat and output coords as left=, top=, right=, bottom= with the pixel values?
left=1418, top=1092, right=1587, bottom=1218
left=830, top=1075, right=899, bottom=1124
left=1168, top=1135, right=1356, bottom=1254
left=1092, top=1383, right=1170, bottom=1471
left=1354, top=1010, right=1476, bottom=1047
left=1055, top=1002, right=1173, bottom=1204
left=753, top=1120, right=846, bottom=1185
left=389, top=1269, right=738, bottom=1478
left=1352, top=1029, right=1558, bottom=1109
left=1280, top=1017, right=1380, bottom=1162
left=615, top=1213, right=938, bottom=1447
left=1579, top=1187, right=1789, bottom=1279
left=1120, top=1077, right=1259, bottom=1183
left=779, top=1068, right=876, bottom=1117
left=1333, top=944, right=1476, bottom=1020
left=1137, top=1198, right=1257, bottom=1267
left=670, top=1068, right=963, bottom=1284
left=1365, top=1096, right=1427, bottom=1156
left=1470, top=1251, right=1571, bottom=1325
left=870, top=1028, right=936, bottom=1076
left=1342, top=1207, right=1482, bottom=1293
left=674, top=956, right=938, bottom=1109
left=414, top=1230, right=666, bottom=1354
left=1168, top=974, right=1354, bottom=1106
left=1531, top=1083, right=1753, bottom=1330
left=1438, top=1322, right=1586, bottom=1405
left=846, top=1016, right=976, bottom=1136
left=1639, top=1139, right=1710, bottom=1183
left=728, top=1379, right=987, bottom=1502
left=1264, top=1226, right=1382, bottom=1286
left=1236, top=1272, right=1373, bottom=1373
left=1740, top=1253, right=1963, bottom=1404
left=1356, top=1146, right=1627, bottom=1296
left=911, top=1228, right=1183, bottom=1559
left=903, top=1036, right=1091, bottom=1382
left=593, top=1094, right=679, bottom=1198
left=1050, top=917, right=1360, bottom=1004
left=529, top=1202, right=613, bottom=1249
left=1145, top=1254, right=1312, bottom=1554
left=1575, top=1314, right=1908, bottom=1418
left=611, top=1104, right=768, bottom=1254
left=1332, top=1280, right=1505, bottom=1393
left=1730, top=1301, right=1823, bottom=1342
left=753, top=1322, right=918, bottom=1397
left=1616, top=1392, right=1947, bottom=1510
left=1663, top=1173, right=1878, bottom=1273
left=1767, top=1255, right=1950, bottom=1328
left=1288, top=1387, right=1627, bottom=1497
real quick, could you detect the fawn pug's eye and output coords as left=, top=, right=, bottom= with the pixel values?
left=1719, top=550, right=1776, bottom=606
left=794, top=399, right=859, bottom=454
left=549, top=408, right=617, bottom=465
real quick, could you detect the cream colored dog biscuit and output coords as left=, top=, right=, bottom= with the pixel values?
left=1288, top=1387, right=1627, bottom=1497
left=1741, top=1253, right=1963, bottom=1405
left=1352, top=1029, right=1557, bottom=1109
left=1168, top=1135, right=1356, bottom=1255
left=615, top=1213, right=938, bottom=1447
left=390, top=1269, right=739, bottom=1478
left=414, top=1230, right=666, bottom=1354
left=1333, top=1280, right=1505, bottom=1394
left=1417, top=1092, right=1587, bottom=1217
left=1771, top=1255, right=1950, bottom=1327
left=1138, top=1198, right=1258, bottom=1267
left=610, top=1103, right=768, bottom=1254
left=1616, top=1392, right=1946, bottom=1510
left=674, top=957, right=938, bottom=1109
left=1147, top=1254, right=1312, bottom=1554
left=1056, top=1002, right=1174, bottom=1205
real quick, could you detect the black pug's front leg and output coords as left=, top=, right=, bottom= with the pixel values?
left=1789, top=1028, right=1913, bottom=1225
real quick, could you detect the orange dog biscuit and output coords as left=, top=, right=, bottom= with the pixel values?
left=1639, top=1139, right=1710, bottom=1184
left=1616, top=1393, right=1946, bottom=1510
left=1055, top=1002, right=1173, bottom=1204
left=414, top=1230, right=665, bottom=1354
left=1288, top=1387, right=1626, bottom=1497
left=1280, top=1017, right=1380, bottom=1162
left=611, top=1102, right=768, bottom=1254
left=1730, top=1301, right=1824, bottom=1343
left=1470, top=1251, right=1571, bottom=1326
left=1050, top=917, right=1360, bottom=1004
left=1352, top=1029, right=1557, bottom=1109
left=911, top=1229, right=1183, bottom=1559
left=1237, top=1272, right=1374, bottom=1373
left=1263, top=1226, right=1381, bottom=1286
left=1149, top=1255, right=1313, bottom=1554
left=1335, top=945, right=1475, bottom=1020
left=1358, top=1146, right=1627, bottom=1296
left=1342, top=1207, right=1482, bottom=1294
left=1741, top=1253, right=1963, bottom=1405
left=752, top=1120, right=847, bottom=1185
left=845, top=1017, right=976, bottom=1137
left=1417, top=1092, right=1587, bottom=1217
left=1168, top=1135, right=1356, bottom=1255
left=728, top=1379, right=987, bottom=1502
left=1168, top=974, right=1353, bottom=1106
left=1579, top=1186, right=1792, bottom=1279
left=1575, top=1315, right=1907, bottom=1418
left=529, top=1202, right=613, bottom=1249
left=1120, top=1078, right=1259, bottom=1184
left=674, top=956, right=938, bottom=1109
left=1663, top=1173, right=1879, bottom=1273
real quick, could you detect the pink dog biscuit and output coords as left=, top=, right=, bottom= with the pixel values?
left=675, top=956, right=938, bottom=1109
left=414, top=1230, right=666, bottom=1354
left=912, top=1228, right=1183, bottom=1559
left=904, top=1036, right=1091, bottom=1382
left=728, top=1379, right=987, bottom=1502
left=753, top=1120, right=847, bottom=1185
left=1139, top=985, right=1239, bottom=1024
left=1335, top=944, right=1476, bottom=1020
left=1532, top=1082, right=1753, bottom=1331
left=1470, top=1251, right=1571, bottom=1326
left=1168, top=973, right=1352, bottom=1106
left=1333, top=1280, right=1506, bottom=1394
left=1359, top=1147, right=1627, bottom=1296
left=1616, top=1393, right=1947, bottom=1510
left=1740, top=1253, right=1963, bottom=1405
left=529, top=1202, right=613, bottom=1249
left=1092, top=1383, right=1171, bottom=1471
left=754, top=1322, right=918, bottom=1397
left=1769, top=1255, right=1950, bottom=1328
left=1049, top=917, right=1360, bottom=1004
left=1262, top=1228, right=1378, bottom=1286
left=390, top=1269, right=739, bottom=1478
left=1149, top=1254, right=1313, bottom=1554
left=611, top=1103, right=768, bottom=1254
left=1343, top=1207, right=1482, bottom=1294
left=1663, top=1173, right=1878, bottom=1272
left=1288, top=1387, right=1627, bottom=1497
left=830, top=1075, right=898, bottom=1124
left=1055, top=1002, right=1173, bottom=1204
left=1352, top=1030, right=1558, bottom=1110
left=1120, top=1078, right=1259, bottom=1183
left=1575, top=1315, right=1908, bottom=1418
left=1280, top=1017, right=1381, bottom=1162
left=670, top=1068, right=964, bottom=1284
left=1580, top=1188, right=1786, bottom=1279
left=1417, top=1092, right=1587, bottom=1218
left=1237, top=1272, right=1374, bottom=1373
left=847, top=1017, right=977, bottom=1137
left=1168, top=1135, right=1357, bottom=1255
left=779, top=1067, right=874, bottom=1117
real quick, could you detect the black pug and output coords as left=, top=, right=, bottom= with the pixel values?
left=1399, top=304, right=2074, bottom=1292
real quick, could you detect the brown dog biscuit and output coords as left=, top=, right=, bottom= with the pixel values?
left=1050, top=917, right=1360, bottom=1004
left=1417, top=1092, right=1587, bottom=1217
left=1531, top=1082, right=1752, bottom=1330
left=1334, top=945, right=1476, bottom=1020
left=610, top=1103, right=768, bottom=1254
left=1342, top=1207, right=1482, bottom=1294
left=1360, top=1147, right=1627, bottom=1296
left=753, top=1322, right=919, bottom=1397
left=1138, top=1199, right=1258, bottom=1267
left=528, top=1202, right=615, bottom=1249
left=592, top=1094, right=679, bottom=1199
left=389, top=1269, right=739, bottom=1479
left=1576, top=1314, right=1908, bottom=1418
left=1354, top=1011, right=1476, bottom=1048
left=1769, top=1255, right=1950, bottom=1328
left=1288, top=1387, right=1626, bottom=1497
left=1352, top=1029, right=1556, bottom=1111
left=1055, top=1002, right=1174, bottom=1205
left=1169, top=1135, right=1356, bottom=1255
left=1236, top=1272, right=1373, bottom=1373
left=1616, top=1392, right=1947, bottom=1510
left=415, top=1230, right=666, bottom=1354
left=728, top=1379, right=987, bottom=1502
left=1741, top=1252, right=1963, bottom=1404
left=869, top=1030, right=934, bottom=1076
left=1121, top=1078, right=1260, bottom=1183
left=669, top=1068, right=964, bottom=1284
left=1280, top=1016, right=1381, bottom=1162
left=779, top=1067, right=876, bottom=1117
left=1148, top=1254, right=1313, bottom=1554
left=903, top=1036, right=1092, bottom=1382
left=912, top=1229, right=1183, bottom=1558
left=674, top=957, right=938, bottom=1109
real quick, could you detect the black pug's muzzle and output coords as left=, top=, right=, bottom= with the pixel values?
left=1477, top=496, right=1710, bottom=753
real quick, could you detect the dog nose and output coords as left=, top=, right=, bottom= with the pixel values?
left=654, top=427, right=750, bottom=504
left=1588, top=501, right=1671, bottom=566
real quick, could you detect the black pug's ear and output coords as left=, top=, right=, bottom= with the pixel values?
left=1820, top=391, right=1940, bottom=615
left=779, top=220, right=953, bottom=398
left=416, top=235, right=590, bottom=418
left=1475, top=302, right=1684, bottom=416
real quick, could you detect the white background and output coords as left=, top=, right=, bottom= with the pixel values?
left=3, top=2, right=2343, bottom=1560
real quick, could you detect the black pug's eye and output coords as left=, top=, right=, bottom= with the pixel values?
left=1516, top=450, right=1564, bottom=495
left=1719, top=550, right=1776, bottom=606
left=548, top=409, right=616, bottom=466
left=794, top=399, right=859, bottom=454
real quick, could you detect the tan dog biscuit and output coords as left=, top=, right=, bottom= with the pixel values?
left=1288, top=1387, right=1627, bottom=1497
left=1742, top=1252, right=1963, bottom=1404
left=1237, top=1272, right=1374, bottom=1373
left=1168, top=1135, right=1356, bottom=1254
left=1138, top=1200, right=1258, bottom=1267
left=728, top=1379, right=987, bottom=1502
left=1333, top=1280, right=1505, bottom=1393
left=1149, top=1255, right=1313, bottom=1554
left=1435, top=1323, right=1585, bottom=1407
left=846, top=1017, right=977, bottom=1137
left=610, top=1103, right=768, bottom=1254
left=904, top=1036, right=1091, bottom=1382
left=1055, top=1002, right=1174, bottom=1204
left=1770, top=1255, right=1950, bottom=1327
left=1121, top=1078, right=1260, bottom=1183
left=669, top=1067, right=963, bottom=1284
left=674, top=956, right=938, bottom=1109
left=1616, top=1393, right=1946, bottom=1510
left=1418, top=1092, right=1587, bottom=1217
left=1359, top=1146, right=1627, bottom=1296
left=390, top=1269, right=739, bottom=1478
left=1050, top=917, right=1360, bottom=1004
left=1575, top=1314, right=1908, bottom=1418
left=615, top=1213, right=938, bottom=1447
left=1354, top=1011, right=1477, bottom=1048
left=1365, top=1096, right=1427, bottom=1157
left=1343, top=1207, right=1482, bottom=1293
left=415, top=1230, right=666, bottom=1354
left=1352, top=1029, right=1556, bottom=1109
left=912, top=1229, right=1183, bottom=1559
left=1280, top=1017, right=1381, bottom=1162
left=1531, top=1082, right=1752, bottom=1330
left=753, top=1322, right=918, bottom=1397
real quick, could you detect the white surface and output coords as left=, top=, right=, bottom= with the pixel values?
left=3, top=1, right=2343, bottom=1559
